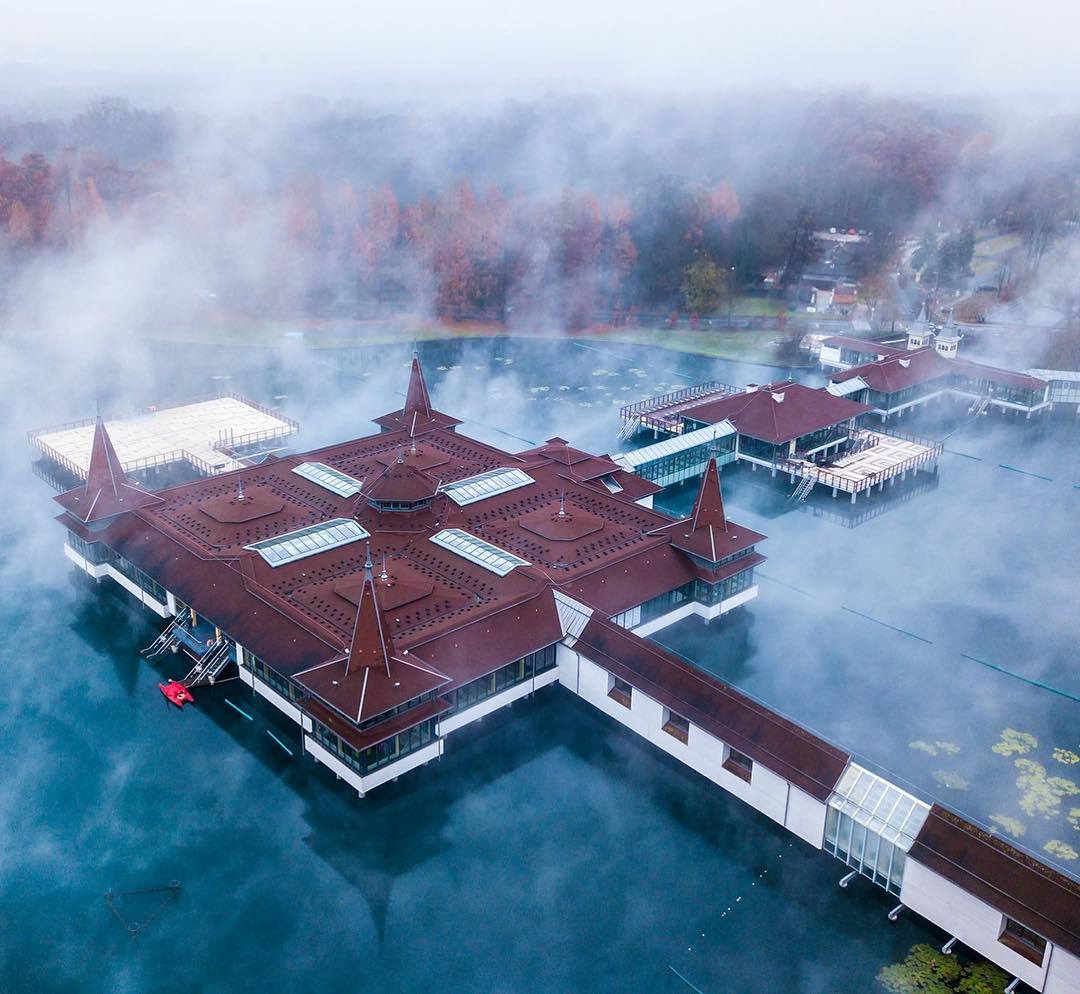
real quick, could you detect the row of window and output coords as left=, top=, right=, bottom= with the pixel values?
left=443, top=645, right=558, bottom=717
left=952, top=376, right=1043, bottom=405
left=69, top=531, right=169, bottom=605
left=611, top=568, right=757, bottom=629
left=67, top=531, right=115, bottom=566
left=243, top=650, right=302, bottom=702
left=605, top=675, right=754, bottom=782
left=635, top=438, right=737, bottom=487
left=313, top=716, right=436, bottom=776
left=824, top=805, right=907, bottom=897
left=794, top=423, right=851, bottom=455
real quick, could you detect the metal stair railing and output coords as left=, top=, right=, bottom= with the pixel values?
left=789, top=474, right=818, bottom=502
left=182, top=640, right=234, bottom=687
left=142, top=615, right=184, bottom=658
left=618, top=416, right=641, bottom=442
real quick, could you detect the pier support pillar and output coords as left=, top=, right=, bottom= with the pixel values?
left=771, top=466, right=776, bottom=478
left=832, top=486, right=837, bottom=497
left=790, top=473, right=796, bottom=484
left=889, top=476, right=895, bottom=487
left=850, top=492, right=857, bottom=505
left=878, top=481, right=884, bottom=492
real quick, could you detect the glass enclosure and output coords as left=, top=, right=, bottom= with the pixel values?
left=823, top=763, right=929, bottom=896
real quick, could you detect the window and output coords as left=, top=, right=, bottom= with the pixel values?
left=723, top=746, right=753, bottom=782
left=662, top=709, right=690, bottom=744
left=823, top=764, right=929, bottom=896
left=292, top=461, right=364, bottom=497
left=429, top=528, right=530, bottom=576
left=245, top=518, right=369, bottom=566
left=442, top=467, right=534, bottom=505
left=608, top=675, right=632, bottom=708
left=999, top=917, right=1047, bottom=965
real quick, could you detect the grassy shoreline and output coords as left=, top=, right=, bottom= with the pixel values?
left=147, top=314, right=813, bottom=367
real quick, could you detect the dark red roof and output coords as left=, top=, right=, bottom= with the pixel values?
left=910, top=806, right=1080, bottom=957
left=574, top=617, right=850, bottom=801
left=363, top=455, right=441, bottom=504
left=559, top=544, right=698, bottom=615
left=372, top=353, right=463, bottom=433
left=55, top=356, right=765, bottom=740
left=54, top=418, right=163, bottom=523
left=301, top=694, right=452, bottom=751
left=831, top=348, right=1048, bottom=395
left=683, top=382, right=870, bottom=444
left=953, top=359, right=1048, bottom=392
left=831, top=346, right=953, bottom=393
left=404, top=353, right=432, bottom=419
left=821, top=336, right=905, bottom=356
left=650, top=458, right=766, bottom=564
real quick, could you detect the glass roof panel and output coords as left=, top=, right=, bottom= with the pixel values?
left=429, top=527, right=531, bottom=576
left=441, top=468, right=535, bottom=506
left=612, top=422, right=737, bottom=469
left=245, top=517, right=369, bottom=567
left=292, top=461, right=364, bottom=497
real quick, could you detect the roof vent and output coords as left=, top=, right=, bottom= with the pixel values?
left=745, top=383, right=757, bottom=393
left=771, top=391, right=785, bottom=403
left=899, top=359, right=910, bottom=368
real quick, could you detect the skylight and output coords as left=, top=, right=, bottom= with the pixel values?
left=429, top=528, right=530, bottom=576
left=441, top=467, right=534, bottom=506
left=292, top=461, right=364, bottom=497
left=245, top=518, right=369, bottom=567
left=827, top=764, right=929, bottom=851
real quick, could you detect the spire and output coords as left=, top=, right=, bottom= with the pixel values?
left=689, top=457, right=728, bottom=533
left=57, top=417, right=162, bottom=523
left=403, top=350, right=432, bottom=420
left=346, top=544, right=393, bottom=678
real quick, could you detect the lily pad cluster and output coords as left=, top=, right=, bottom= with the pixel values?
left=877, top=944, right=1008, bottom=994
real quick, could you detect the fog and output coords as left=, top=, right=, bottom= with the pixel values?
left=5, top=0, right=1080, bottom=103
left=0, top=7, right=1078, bottom=992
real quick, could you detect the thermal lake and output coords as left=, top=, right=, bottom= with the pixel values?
left=2, top=334, right=1076, bottom=992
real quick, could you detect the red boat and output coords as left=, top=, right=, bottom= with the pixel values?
left=159, top=681, right=195, bottom=708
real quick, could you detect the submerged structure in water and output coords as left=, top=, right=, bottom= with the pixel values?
left=48, top=353, right=1079, bottom=992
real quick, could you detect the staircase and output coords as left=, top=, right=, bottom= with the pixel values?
left=182, top=639, right=234, bottom=687
left=968, top=395, right=992, bottom=416
left=618, top=415, right=641, bottom=442
left=789, top=474, right=817, bottom=502
left=142, top=615, right=183, bottom=658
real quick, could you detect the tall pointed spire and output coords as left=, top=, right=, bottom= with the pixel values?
left=56, top=417, right=162, bottom=523
left=346, top=543, right=394, bottom=678
left=403, top=350, right=432, bottom=420
left=689, top=457, right=728, bottom=533
left=372, top=348, right=462, bottom=433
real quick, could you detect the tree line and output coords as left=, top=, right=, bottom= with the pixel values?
left=1, top=94, right=1077, bottom=326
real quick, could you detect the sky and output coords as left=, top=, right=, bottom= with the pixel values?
left=4, top=0, right=1080, bottom=105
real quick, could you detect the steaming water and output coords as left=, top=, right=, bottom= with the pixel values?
left=2, top=336, right=1076, bottom=992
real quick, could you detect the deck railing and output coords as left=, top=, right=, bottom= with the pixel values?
left=212, top=425, right=295, bottom=453
left=619, top=381, right=738, bottom=420
left=28, top=391, right=296, bottom=481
